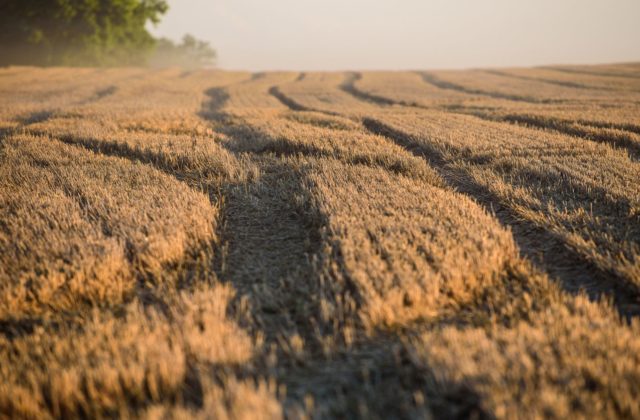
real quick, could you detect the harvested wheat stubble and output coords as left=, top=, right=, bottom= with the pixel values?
left=0, top=69, right=278, bottom=419
left=0, top=134, right=216, bottom=317
left=350, top=71, right=483, bottom=108
left=27, top=117, right=249, bottom=184
left=0, top=67, right=145, bottom=123
left=276, top=72, right=381, bottom=116
left=406, top=296, right=640, bottom=419
left=485, top=67, right=640, bottom=92
left=354, top=70, right=640, bottom=126
left=547, top=62, right=640, bottom=79
left=422, top=69, right=640, bottom=104
left=349, top=70, right=640, bottom=153
left=2, top=64, right=640, bottom=419
left=199, top=74, right=520, bottom=417
left=284, top=72, right=640, bottom=300
left=229, top=110, right=437, bottom=183
left=71, top=68, right=248, bottom=135
left=261, top=70, right=640, bottom=418
left=365, top=110, right=640, bottom=294
left=0, top=284, right=276, bottom=419
left=349, top=70, right=640, bottom=163
left=470, top=112, right=640, bottom=159
left=225, top=95, right=507, bottom=325
left=214, top=73, right=566, bottom=418
left=304, top=160, right=518, bottom=328
left=215, top=72, right=519, bottom=328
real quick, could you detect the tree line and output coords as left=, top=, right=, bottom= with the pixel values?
left=0, top=0, right=216, bottom=68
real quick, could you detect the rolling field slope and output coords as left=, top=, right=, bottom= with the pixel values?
left=1, top=63, right=639, bottom=419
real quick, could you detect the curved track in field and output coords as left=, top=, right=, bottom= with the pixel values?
left=2, top=66, right=640, bottom=419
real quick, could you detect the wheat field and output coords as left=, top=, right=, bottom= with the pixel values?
left=1, top=63, right=639, bottom=419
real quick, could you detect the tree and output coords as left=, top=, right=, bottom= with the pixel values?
left=0, top=0, right=168, bottom=66
left=149, top=34, right=217, bottom=69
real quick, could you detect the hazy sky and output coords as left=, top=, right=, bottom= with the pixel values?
left=150, top=0, right=640, bottom=71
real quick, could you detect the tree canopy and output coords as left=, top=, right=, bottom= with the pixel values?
left=0, top=0, right=169, bottom=66
left=150, top=34, right=217, bottom=69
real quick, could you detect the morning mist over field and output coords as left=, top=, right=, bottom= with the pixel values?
left=151, top=0, right=640, bottom=70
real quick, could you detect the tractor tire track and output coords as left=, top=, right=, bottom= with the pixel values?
left=338, top=72, right=396, bottom=106
left=483, top=69, right=604, bottom=91
left=419, top=72, right=562, bottom=104
left=199, top=83, right=358, bottom=342
left=232, top=80, right=560, bottom=418
left=200, top=85, right=380, bottom=416
left=268, top=86, right=310, bottom=112
left=360, top=118, right=640, bottom=318
left=488, top=114, right=640, bottom=160
left=270, top=79, right=640, bottom=318
left=546, top=66, right=640, bottom=80
left=341, top=72, right=640, bottom=163
left=203, top=82, right=493, bottom=418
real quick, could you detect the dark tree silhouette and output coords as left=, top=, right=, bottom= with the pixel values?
left=0, top=0, right=169, bottom=66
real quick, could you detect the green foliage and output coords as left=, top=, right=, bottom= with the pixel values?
left=0, top=0, right=169, bottom=66
left=150, top=34, right=217, bottom=69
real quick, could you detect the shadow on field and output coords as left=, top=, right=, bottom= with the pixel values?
left=483, top=113, right=640, bottom=160
left=0, top=317, right=46, bottom=339
left=20, top=110, right=54, bottom=125
left=197, top=85, right=493, bottom=419
left=265, top=74, right=640, bottom=320
left=340, top=72, right=640, bottom=160
left=419, top=72, right=559, bottom=104
left=360, top=117, right=640, bottom=319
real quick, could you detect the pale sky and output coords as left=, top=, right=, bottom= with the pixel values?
left=150, top=0, right=640, bottom=71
